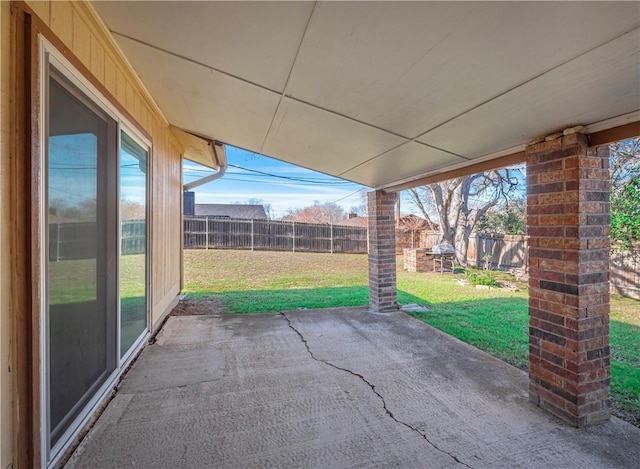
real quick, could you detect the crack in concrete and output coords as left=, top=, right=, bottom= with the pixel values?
left=280, top=312, right=474, bottom=469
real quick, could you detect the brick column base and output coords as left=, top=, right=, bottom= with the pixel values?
left=367, top=190, right=398, bottom=312
left=527, top=133, right=611, bottom=427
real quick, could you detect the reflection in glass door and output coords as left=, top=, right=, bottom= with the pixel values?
left=119, top=132, right=148, bottom=358
left=47, top=69, right=117, bottom=447
left=44, top=50, right=153, bottom=464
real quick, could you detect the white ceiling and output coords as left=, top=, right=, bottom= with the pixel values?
left=93, top=1, right=640, bottom=189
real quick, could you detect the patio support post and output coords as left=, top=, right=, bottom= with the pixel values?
left=367, top=190, right=398, bottom=312
left=526, top=132, right=611, bottom=427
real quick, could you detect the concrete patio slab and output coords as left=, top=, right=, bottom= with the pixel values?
left=66, top=307, right=640, bottom=468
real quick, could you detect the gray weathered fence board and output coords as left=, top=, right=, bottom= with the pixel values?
left=184, top=217, right=368, bottom=254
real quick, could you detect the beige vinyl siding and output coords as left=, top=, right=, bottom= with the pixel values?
left=26, top=0, right=184, bottom=325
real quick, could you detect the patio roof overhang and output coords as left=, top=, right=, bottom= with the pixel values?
left=93, top=1, right=640, bottom=188
left=170, top=126, right=226, bottom=169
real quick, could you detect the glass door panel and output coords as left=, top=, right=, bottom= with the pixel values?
left=119, top=132, right=148, bottom=357
left=47, top=71, right=117, bottom=446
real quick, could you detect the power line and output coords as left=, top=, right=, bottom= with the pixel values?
left=228, top=163, right=350, bottom=184
left=329, top=188, right=363, bottom=204
left=183, top=163, right=354, bottom=185
left=207, top=176, right=351, bottom=186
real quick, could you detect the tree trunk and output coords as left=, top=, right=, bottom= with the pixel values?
left=406, top=169, right=522, bottom=268
left=454, top=223, right=474, bottom=267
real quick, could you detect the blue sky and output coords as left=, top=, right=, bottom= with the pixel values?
left=183, top=146, right=369, bottom=218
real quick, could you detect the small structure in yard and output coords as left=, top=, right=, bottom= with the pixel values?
left=404, top=248, right=430, bottom=272
left=403, top=243, right=455, bottom=273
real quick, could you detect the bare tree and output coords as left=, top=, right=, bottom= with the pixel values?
left=610, top=139, right=640, bottom=187
left=283, top=201, right=346, bottom=224
left=121, top=200, right=146, bottom=221
left=348, top=204, right=366, bottom=217
left=406, top=167, right=522, bottom=266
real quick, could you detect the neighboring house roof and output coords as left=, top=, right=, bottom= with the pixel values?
left=194, top=204, right=267, bottom=219
left=397, top=214, right=439, bottom=231
left=338, top=215, right=439, bottom=230
left=337, top=216, right=368, bottom=228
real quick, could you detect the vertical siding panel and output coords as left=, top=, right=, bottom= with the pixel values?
left=133, top=95, right=142, bottom=127
left=124, top=80, right=135, bottom=112
left=72, top=9, right=91, bottom=65
left=158, top=126, right=166, bottom=301
left=140, top=104, right=150, bottom=134
left=115, top=69, right=126, bottom=106
left=104, top=54, right=117, bottom=98
left=159, top=121, right=166, bottom=301
left=170, top=140, right=181, bottom=285
left=89, top=34, right=105, bottom=84
left=164, top=137, right=171, bottom=295
left=26, top=1, right=50, bottom=25
left=151, top=117, right=166, bottom=316
left=50, top=1, right=73, bottom=47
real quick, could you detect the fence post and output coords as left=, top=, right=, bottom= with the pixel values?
left=251, top=219, right=254, bottom=251
left=330, top=223, right=334, bottom=254
left=205, top=216, right=209, bottom=250
left=292, top=222, right=296, bottom=252
left=56, top=223, right=61, bottom=261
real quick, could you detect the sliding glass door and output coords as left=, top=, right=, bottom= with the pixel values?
left=119, top=132, right=148, bottom=358
left=47, top=69, right=117, bottom=447
left=45, top=58, right=150, bottom=461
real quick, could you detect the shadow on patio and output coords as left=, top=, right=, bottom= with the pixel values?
left=65, top=307, right=640, bottom=468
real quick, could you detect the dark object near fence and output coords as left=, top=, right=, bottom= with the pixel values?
left=184, top=217, right=367, bottom=254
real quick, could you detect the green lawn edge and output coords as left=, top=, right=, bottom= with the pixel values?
left=182, top=250, right=640, bottom=424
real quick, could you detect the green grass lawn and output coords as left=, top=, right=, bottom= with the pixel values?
left=183, top=249, right=640, bottom=426
left=49, top=254, right=146, bottom=304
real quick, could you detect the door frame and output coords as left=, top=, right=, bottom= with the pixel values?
left=37, top=32, right=152, bottom=469
left=12, top=3, right=153, bottom=466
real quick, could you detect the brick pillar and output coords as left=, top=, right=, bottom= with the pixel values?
left=527, top=133, right=611, bottom=427
left=367, top=190, right=398, bottom=312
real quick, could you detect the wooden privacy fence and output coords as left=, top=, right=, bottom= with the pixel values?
left=610, top=249, right=640, bottom=299
left=419, top=233, right=638, bottom=298
left=121, top=220, right=147, bottom=255
left=184, top=217, right=368, bottom=254
left=184, top=218, right=638, bottom=296
left=472, top=234, right=528, bottom=269
left=49, top=220, right=145, bottom=261
left=418, top=232, right=528, bottom=270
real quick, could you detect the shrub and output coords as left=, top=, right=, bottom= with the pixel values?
left=466, top=269, right=499, bottom=287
